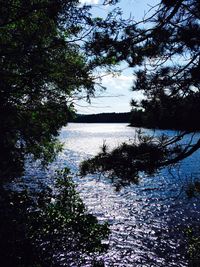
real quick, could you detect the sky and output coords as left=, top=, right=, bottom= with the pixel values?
left=76, top=0, right=158, bottom=114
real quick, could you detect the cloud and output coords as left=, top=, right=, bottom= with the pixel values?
left=80, top=0, right=100, bottom=4
left=101, top=73, right=133, bottom=92
left=76, top=73, right=143, bottom=114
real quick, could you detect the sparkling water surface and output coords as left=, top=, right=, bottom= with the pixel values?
left=26, top=123, right=200, bottom=266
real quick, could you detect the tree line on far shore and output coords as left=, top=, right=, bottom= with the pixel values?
left=71, top=90, right=200, bottom=131
left=70, top=112, right=131, bottom=123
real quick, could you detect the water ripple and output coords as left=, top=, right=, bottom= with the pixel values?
left=23, top=123, right=200, bottom=266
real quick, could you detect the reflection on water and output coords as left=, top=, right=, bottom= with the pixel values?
left=28, top=123, right=200, bottom=266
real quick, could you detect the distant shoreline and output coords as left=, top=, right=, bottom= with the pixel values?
left=70, top=112, right=131, bottom=123
left=69, top=112, right=200, bottom=132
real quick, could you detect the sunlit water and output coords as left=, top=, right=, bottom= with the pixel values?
left=24, top=123, right=200, bottom=266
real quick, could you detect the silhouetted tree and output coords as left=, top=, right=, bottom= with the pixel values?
left=0, top=0, right=122, bottom=181
left=81, top=0, right=200, bottom=183
left=130, top=91, right=200, bottom=130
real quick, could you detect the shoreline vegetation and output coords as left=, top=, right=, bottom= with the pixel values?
left=70, top=111, right=200, bottom=132
left=70, top=112, right=131, bottom=123
left=0, top=168, right=109, bottom=267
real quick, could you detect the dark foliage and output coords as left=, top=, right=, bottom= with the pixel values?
left=81, top=0, right=200, bottom=183
left=186, top=226, right=200, bottom=266
left=0, top=0, right=123, bottom=182
left=130, top=92, right=200, bottom=131
left=71, top=112, right=131, bottom=123
left=0, top=0, right=95, bottom=181
left=0, top=168, right=109, bottom=267
left=0, top=1, right=121, bottom=266
left=80, top=131, right=184, bottom=186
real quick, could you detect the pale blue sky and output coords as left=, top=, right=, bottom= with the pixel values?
left=77, top=0, right=158, bottom=114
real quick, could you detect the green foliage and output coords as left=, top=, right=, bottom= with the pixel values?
left=0, top=0, right=96, bottom=181
left=30, top=168, right=109, bottom=256
left=1, top=0, right=135, bottom=182
left=0, top=168, right=109, bottom=267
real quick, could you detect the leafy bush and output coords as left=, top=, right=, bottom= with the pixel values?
left=0, top=168, right=109, bottom=267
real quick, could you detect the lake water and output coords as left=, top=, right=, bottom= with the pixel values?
left=25, top=123, right=200, bottom=266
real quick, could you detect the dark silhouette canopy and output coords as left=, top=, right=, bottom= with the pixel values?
left=81, top=0, right=200, bottom=184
